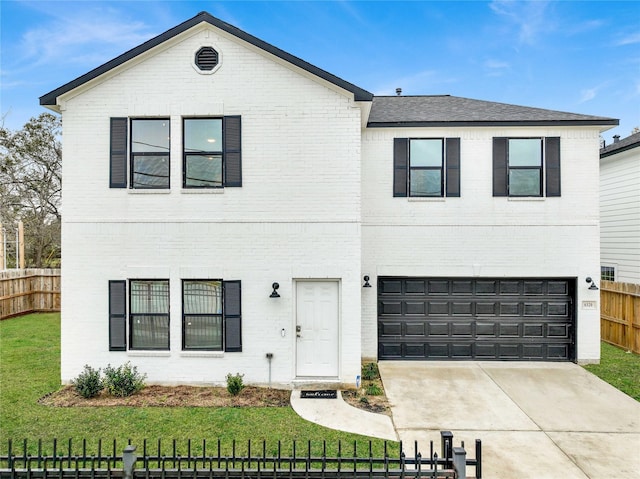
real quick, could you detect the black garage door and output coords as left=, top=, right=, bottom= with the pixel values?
left=378, top=277, right=575, bottom=361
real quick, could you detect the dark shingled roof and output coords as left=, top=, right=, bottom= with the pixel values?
left=368, top=95, right=618, bottom=127
left=600, top=131, right=640, bottom=158
left=40, top=11, right=373, bottom=106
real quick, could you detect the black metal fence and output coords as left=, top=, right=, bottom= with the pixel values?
left=0, top=433, right=481, bottom=479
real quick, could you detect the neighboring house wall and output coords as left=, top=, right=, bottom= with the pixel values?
left=361, top=126, right=603, bottom=362
left=59, top=24, right=363, bottom=386
left=600, top=136, right=640, bottom=284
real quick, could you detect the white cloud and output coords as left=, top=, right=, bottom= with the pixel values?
left=616, top=32, right=640, bottom=46
left=484, top=59, right=510, bottom=77
left=489, top=0, right=553, bottom=45
left=579, top=82, right=610, bottom=104
left=16, top=8, right=159, bottom=71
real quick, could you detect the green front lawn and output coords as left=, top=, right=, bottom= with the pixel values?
left=583, top=341, right=640, bottom=401
left=0, top=313, right=393, bottom=456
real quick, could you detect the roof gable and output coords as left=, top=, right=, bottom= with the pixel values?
left=368, top=95, right=618, bottom=127
left=40, top=11, right=373, bottom=106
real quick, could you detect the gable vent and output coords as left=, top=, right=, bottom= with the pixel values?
left=195, top=47, right=219, bottom=71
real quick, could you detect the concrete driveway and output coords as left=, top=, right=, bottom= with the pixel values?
left=379, top=361, right=640, bottom=479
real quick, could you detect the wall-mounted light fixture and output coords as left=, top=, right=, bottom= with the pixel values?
left=270, top=282, right=280, bottom=298
left=585, top=277, right=599, bottom=291
left=363, top=275, right=372, bottom=288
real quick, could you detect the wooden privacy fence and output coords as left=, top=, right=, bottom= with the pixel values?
left=0, top=269, right=61, bottom=320
left=600, top=280, right=640, bottom=354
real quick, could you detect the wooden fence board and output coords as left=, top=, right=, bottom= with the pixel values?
left=0, top=269, right=61, bottom=319
left=600, top=280, right=640, bottom=354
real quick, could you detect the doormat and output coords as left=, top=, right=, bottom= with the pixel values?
left=300, top=390, right=337, bottom=399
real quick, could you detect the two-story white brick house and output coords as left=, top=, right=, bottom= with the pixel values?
left=41, top=12, right=617, bottom=387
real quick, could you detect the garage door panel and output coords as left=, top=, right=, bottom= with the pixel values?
left=378, top=277, right=575, bottom=361
left=548, top=303, right=569, bottom=316
left=476, top=280, right=498, bottom=295
left=451, top=343, right=473, bottom=358
left=429, top=302, right=449, bottom=315
left=429, top=322, right=450, bottom=336
left=428, top=280, right=449, bottom=294
left=452, top=302, right=473, bottom=315
left=500, top=302, right=520, bottom=315
left=523, top=323, right=545, bottom=337
left=379, top=300, right=402, bottom=315
left=452, top=280, right=473, bottom=294
left=379, top=321, right=402, bottom=336
left=452, top=322, right=474, bottom=337
left=477, top=302, right=498, bottom=315
left=476, top=322, right=497, bottom=337
left=405, top=301, right=426, bottom=315
left=405, top=280, right=426, bottom=294
left=523, top=302, right=544, bottom=316
left=405, top=321, right=426, bottom=336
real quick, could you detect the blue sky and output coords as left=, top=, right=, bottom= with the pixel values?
left=1, top=0, right=639, bottom=144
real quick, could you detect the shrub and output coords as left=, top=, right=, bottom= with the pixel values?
left=365, top=382, right=383, bottom=396
left=71, top=365, right=103, bottom=398
left=103, top=362, right=147, bottom=397
left=226, top=372, right=245, bottom=396
left=361, top=362, right=379, bottom=380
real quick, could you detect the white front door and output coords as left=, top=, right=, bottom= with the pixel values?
left=295, top=280, right=339, bottom=378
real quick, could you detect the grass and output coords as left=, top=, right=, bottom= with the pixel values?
left=583, top=341, right=640, bottom=401
left=0, top=313, right=395, bottom=456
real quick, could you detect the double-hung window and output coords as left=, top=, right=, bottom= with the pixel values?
left=129, top=280, right=170, bottom=350
left=600, top=266, right=615, bottom=282
left=393, top=137, right=460, bottom=197
left=182, top=280, right=223, bottom=350
left=131, top=119, right=170, bottom=189
left=182, top=116, right=242, bottom=189
left=409, top=139, right=444, bottom=196
left=493, top=137, right=561, bottom=197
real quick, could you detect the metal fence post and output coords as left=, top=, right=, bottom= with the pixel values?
left=452, top=447, right=466, bottom=479
left=123, top=445, right=136, bottom=479
left=440, top=431, right=453, bottom=468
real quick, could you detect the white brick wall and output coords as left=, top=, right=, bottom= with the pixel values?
left=361, top=127, right=603, bottom=362
left=60, top=25, right=363, bottom=386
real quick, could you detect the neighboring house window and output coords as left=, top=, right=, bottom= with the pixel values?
left=493, top=137, right=561, bottom=197
left=601, top=266, right=615, bottom=282
left=182, top=117, right=242, bottom=188
left=108, top=279, right=242, bottom=352
left=182, top=280, right=223, bottom=350
left=131, top=119, right=170, bottom=189
left=129, top=280, right=170, bottom=350
left=109, top=116, right=242, bottom=189
left=394, top=137, right=460, bottom=197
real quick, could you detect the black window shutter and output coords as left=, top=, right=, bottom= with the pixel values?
left=223, top=116, right=242, bottom=187
left=223, top=280, right=242, bottom=352
left=110, top=118, right=127, bottom=188
left=108, top=280, right=127, bottom=351
left=493, top=137, right=508, bottom=196
left=393, top=138, right=408, bottom=197
left=545, top=137, right=561, bottom=197
left=445, top=138, right=460, bottom=197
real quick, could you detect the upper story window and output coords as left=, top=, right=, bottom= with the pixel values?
left=507, top=139, right=542, bottom=196
left=410, top=139, right=444, bottom=197
left=394, top=137, right=460, bottom=198
left=109, top=116, right=242, bottom=190
left=183, top=119, right=223, bottom=188
left=131, top=119, right=170, bottom=189
left=493, top=137, right=561, bottom=197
